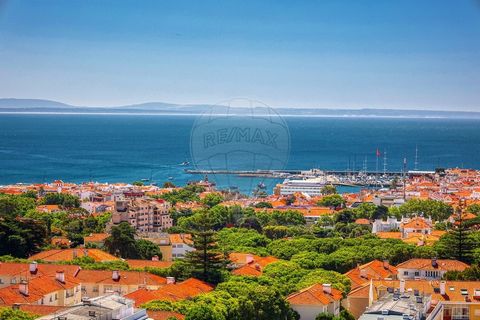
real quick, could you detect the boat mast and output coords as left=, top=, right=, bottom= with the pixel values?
left=383, top=150, right=387, bottom=176
left=414, top=145, right=419, bottom=171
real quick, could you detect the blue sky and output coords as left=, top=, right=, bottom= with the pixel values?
left=0, top=0, right=479, bottom=110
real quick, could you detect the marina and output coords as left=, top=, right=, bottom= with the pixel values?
left=185, top=168, right=436, bottom=187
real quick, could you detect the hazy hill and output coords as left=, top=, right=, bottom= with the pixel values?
left=0, top=98, right=479, bottom=119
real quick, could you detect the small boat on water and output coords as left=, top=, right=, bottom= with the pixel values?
left=180, top=161, right=190, bottom=166
left=257, top=182, right=266, bottom=189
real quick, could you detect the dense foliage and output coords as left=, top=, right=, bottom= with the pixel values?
left=104, top=222, right=162, bottom=259
left=0, top=308, right=37, bottom=320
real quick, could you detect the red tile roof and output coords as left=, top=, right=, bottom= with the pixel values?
left=83, top=233, right=110, bottom=243
left=18, top=305, right=66, bottom=316
left=0, top=273, right=79, bottom=305
left=29, top=249, right=118, bottom=262
left=345, top=260, right=398, bottom=288
left=126, top=260, right=173, bottom=269
left=147, top=310, right=185, bottom=320
left=125, top=278, right=214, bottom=306
left=287, top=284, right=343, bottom=306
left=396, top=259, right=469, bottom=271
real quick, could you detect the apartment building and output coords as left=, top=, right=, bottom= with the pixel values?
left=348, top=279, right=480, bottom=320
left=112, top=198, right=173, bottom=232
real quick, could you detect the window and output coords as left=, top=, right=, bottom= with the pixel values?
left=93, top=286, right=99, bottom=293
left=414, top=271, right=420, bottom=276
left=403, top=271, right=409, bottom=276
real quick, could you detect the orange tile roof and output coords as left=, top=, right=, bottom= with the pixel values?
left=355, top=218, right=371, bottom=225
left=126, top=260, right=173, bottom=269
left=376, top=232, right=402, bottom=239
left=287, top=284, right=343, bottom=306
left=74, top=269, right=167, bottom=286
left=0, top=262, right=80, bottom=278
left=396, top=259, right=469, bottom=271
left=29, top=249, right=118, bottom=262
left=168, top=234, right=193, bottom=245
left=0, top=273, right=79, bottom=305
left=345, top=260, right=398, bottom=288
left=36, top=205, right=61, bottom=212
left=18, top=305, right=66, bottom=316
left=401, top=217, right=431, bottom=229
left=125, top=278, right=214, bottom=306
left=229, top=253, right=279, bottom=277
left=147, top=310, right=185, bottom=320
left=83, top=233, right=110, bottom=243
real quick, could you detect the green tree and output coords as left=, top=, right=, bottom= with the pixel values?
left=42, top=193, right=80, bottom=208
left=435, top=225, right=475, bottom=263
left=0, top=307, right=37, bottom=320
left=185, top=211, right=225, bottom=284
left=136, top=239, right=162, bottom=260
left=163, top=181, right=176, bottom=188
left=321, top=185, right=337, bottom=195
left=202, top=193, right=224, bottom=208
left=467, top=204, right=480, bottom=215
left=104, top=222, right=139, bottom=259
left=318, top=195, right=345, bottom=209
left=0, top=194, right=36, bottom=217
left=316, top=313, right=334, bottom=320
left=254, top=202, right=273, bottom=208
left=132, top=181, right=144, bottom=186
left=395, top=199, right=453, bottom=221
left=0, top=217, right=47, bottom=257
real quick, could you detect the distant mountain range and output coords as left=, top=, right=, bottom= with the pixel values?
left=0, top=98, right=479, bottom=119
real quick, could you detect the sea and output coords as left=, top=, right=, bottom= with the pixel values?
left=1, top=114, right=480, bottom=195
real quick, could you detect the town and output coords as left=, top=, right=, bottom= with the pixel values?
left=1, top=168, right=480, bottom=319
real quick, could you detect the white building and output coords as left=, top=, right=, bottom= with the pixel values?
left=396, top=258, right=469, bottom=280
left=37, top=294, right=149, bottom=320
left=287, top=284, right=342, bottom=320
left=276, top=178, right=325, bottom=196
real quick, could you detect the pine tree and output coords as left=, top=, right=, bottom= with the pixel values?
left=435, top=202, right=474, bottom=263
left=185, top=211, right=225, bottom=284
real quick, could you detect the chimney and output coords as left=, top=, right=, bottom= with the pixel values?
left=19, top=280, right=29, bottom=296
left=166, top=277, right=176, bottom=284
left=254, top=263, right=261, bottom=271
left=383, top=260, right=390, bottom=270
left=112, top=270, right=120, bottom=281
left=323, top=283, right=332, bottom=294
left=12, top=303, right=21, bottom=310
left=56, top=271, right=65, bottom=283
left=360, top=268, right=368, bottom=278
left=440, top=281, right=446, bottom=295
left=151, top=255, right=159, bottom=261
left=432, top=257, right=438, bottom=268
left=73, top=249, right=78, bottom=258
left=400, top=279, right=405, bottom=294
left=84, top=249, right=89, bottom=257
left=29, top=261, right=38, bottom=273
left=246, top=254, right=254, bottom=264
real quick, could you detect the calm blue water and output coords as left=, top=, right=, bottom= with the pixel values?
left=1, top=114, right=479, bottom=194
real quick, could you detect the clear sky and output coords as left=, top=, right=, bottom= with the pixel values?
left=0, top=0, right=479, bottom=110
